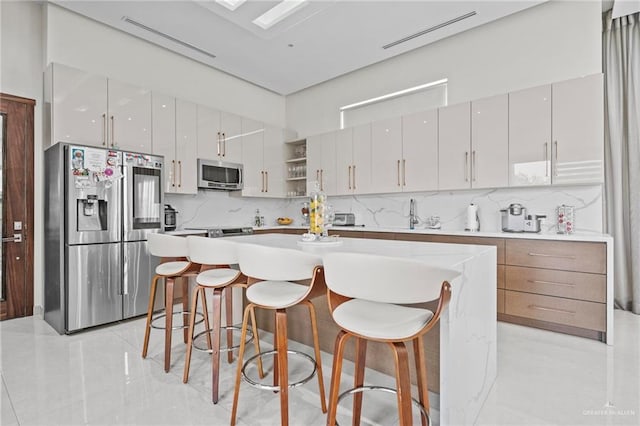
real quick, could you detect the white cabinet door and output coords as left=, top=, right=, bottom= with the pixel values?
left=335, top=128, right=353, bottom=196
left=509, top=84, right=552, bottom=186
left=306, top=133, right=323, bottom=194
left=352, top=123, right=372, bottom=194
left=241, top=117, right=265, bottom=197
left=152, top=93, right=177, bottom=193
left=263, top=125, right=284, bottom=198
left=471, top=94, right=508, bottom=189
left=52, top=64, right=108, bottom=147
left=175, top=99, right=198, bottom=194
left=108, top=79, right=152, bottom=153
left=402, top=109, right=438, bottom=192
left=320, top=131, right=337, bottom=196
left=552, top=74, right=604, bottom=184
left=220, top=111, right=243, bottom=163
left=438, top=102, right=471, bottom=190
left=371, top=117, right=403, bottom=194
left=196, top=105, right=221, bottom=160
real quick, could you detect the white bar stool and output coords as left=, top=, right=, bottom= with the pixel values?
left=322, top=252, right=459, bottom=426
left=230, top=243, right=327, bottom=426
left=182, top=236, right=263, bottom=404
left=142, top=233, right=200, bottom=372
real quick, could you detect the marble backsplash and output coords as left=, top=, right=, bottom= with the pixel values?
left=166, top=184, right=604, bottom=234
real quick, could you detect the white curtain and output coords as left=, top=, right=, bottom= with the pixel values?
left=603, top=11, right=640, bottom=314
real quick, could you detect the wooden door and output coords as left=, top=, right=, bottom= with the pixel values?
left=1, top=93, right=35, bottom=320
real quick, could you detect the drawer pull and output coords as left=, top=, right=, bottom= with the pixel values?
left=529, top=304, right=575, bottom=315
left=527, top=252, right=576, bottom=260
left=528, top=279, right=575, bottom=287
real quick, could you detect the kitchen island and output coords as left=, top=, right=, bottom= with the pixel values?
left=227, top=233, right=497, bottom=426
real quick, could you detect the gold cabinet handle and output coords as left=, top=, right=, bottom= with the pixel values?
left=352, top=164, right=356, bottom=190
left=529, top=304, right=575, bottom=315
left=553, top=141, right=558, bottom=177
left=527, top=252, right=576, bottom=260
left=403, top=159, right=406, bottom=186
left=178, top=160, right=182, bottom=188
left=348, top=166, right=351, bottom=190
left=222, top=132, right=226, bottom=157
left=320, top=169, right=323, bottom=191
left=265, top=170, right=268, bottom=192
left=472, top=150, right=477, bottom=182
left=171, top=160, right=176, bottom=187
left=544, top=142, right=549, bottom=177
left=217, top=132, right=221, bottom=157
left=102, top=113, right=107, bottom=146
left=261, top=171, right=265, bottom=192
left=464, top=152, right=469, bottom=182
left=527, top=279, right=576, bottom=287
left=110, top=115, right=115, bottom=147
left=397, top=160, right=401, bottom=186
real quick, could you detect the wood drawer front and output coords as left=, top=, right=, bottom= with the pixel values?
left=505, top=239, right=605, bottom=274
left=497, top=289, right=505, bottom=314
left=397, top=234, right=505, bottom=264
left=506, top=266, right=605, bottom=303
left=505, top=291, right=605, bottom=331
left=497, top=265, right=505, bottom=289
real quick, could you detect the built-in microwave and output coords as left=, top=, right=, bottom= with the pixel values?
left=197, top=159, right=243, bottom=190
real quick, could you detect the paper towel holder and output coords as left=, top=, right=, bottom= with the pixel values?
left=465, top=203, right=480, bottom=232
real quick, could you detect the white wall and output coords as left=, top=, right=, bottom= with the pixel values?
left=286, top=0, right=602, bottom=137
left=0, top=0, right=45, bottom=313
left=45, top=4, right=286, bottom=127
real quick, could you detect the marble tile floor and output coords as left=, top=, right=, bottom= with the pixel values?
left=0, top=310, right=638, bottom=426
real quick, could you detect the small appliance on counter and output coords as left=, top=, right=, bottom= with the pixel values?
left=164, top=204, right=178, bottom=231
left=185, top=226, right=253, bottom=238
left=333, top=212, right=355, bottom=226
left=501, top=203, right=546, bottom=233
left=465, top=203, right=480, bottom=232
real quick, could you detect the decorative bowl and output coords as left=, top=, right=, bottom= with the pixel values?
left=277, top=217, right=293, bottom=225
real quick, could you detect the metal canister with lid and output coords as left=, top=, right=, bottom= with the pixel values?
left=556, top=204, right=575, bottom=234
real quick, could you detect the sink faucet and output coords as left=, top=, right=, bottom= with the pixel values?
left=409, top=199, right=419, bottom=230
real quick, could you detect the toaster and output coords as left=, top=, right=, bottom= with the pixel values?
left=332, top=212, right=355, bottom=226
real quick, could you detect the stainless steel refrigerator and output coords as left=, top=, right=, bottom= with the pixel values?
left=44, top=143, right=163, bottom=334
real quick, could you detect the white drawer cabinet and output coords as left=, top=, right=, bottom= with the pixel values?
left=196, top=105, right=242, bottom=163
left=371, top=117, right=403, bottom=193
left=401, top=109, right=438, bottom=192
left=471, top=94, right=509, bottom=189
left=438, top=102, right=471, bottom=190
left=240, top=118, right=284, bottom=198
left=306, top=131, right=337, bottom=195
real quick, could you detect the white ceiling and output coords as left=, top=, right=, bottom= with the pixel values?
left=52, top=0, right=546, bottom=95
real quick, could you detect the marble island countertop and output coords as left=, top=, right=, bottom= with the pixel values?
left=254, top=225, right=613, bottom=243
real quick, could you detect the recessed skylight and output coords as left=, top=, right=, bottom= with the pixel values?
left=215, top=0, right=247, bottom=12
left=252, top=0, right=308, bottom=30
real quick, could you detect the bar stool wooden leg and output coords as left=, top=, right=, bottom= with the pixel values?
left=182, top=276, right=190, bottom=344
left=210, top=287, right=223, bottom=404
left=275, top=309, right=289, bottom=426
left=390, top=342, right=413, bottom=426
left=164, top=277, right=175, bottom=373
left=142, top=275, right=159, bottom=358
left=183, top=284, right=201, bottom=383
left=327, top=330, right=350, bottom=426
left=352, top=337, right=368, bottom=426
left=249, top=306, right=265, bottom=378
left=225, top=286, right=234, bottom=364
left=230, top=304, right=254, bottom=426
left=304, top=300, right=327, bottom=413
left=413, top=336, right=429, bottom=426
left=201, top=287, right=213, bottom=350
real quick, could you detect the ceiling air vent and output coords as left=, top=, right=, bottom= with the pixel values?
left=382, top=11, right=477, bottom=50
left=122, top=16, right=217, bottom=59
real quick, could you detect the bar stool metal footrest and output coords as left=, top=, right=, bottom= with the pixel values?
left=335, top=385, right=430, bottom=426
left=151, top=311, right=204, bottom=330
left=192, top=325, right=254, bottom=353
left=241, top=349, right=317, bottom=391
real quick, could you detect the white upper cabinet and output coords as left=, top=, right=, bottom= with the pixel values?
left=173, top=99, right=198, bottom=194
left=306, top=131, right=337, bottom=196
left=151, top=93, right=176, bottom=193
left=352, top=123, right=373, bottom=194
left=196, top=107, right=243, bottom=163
left=48, top=64, right=151, bottom=152
left=471, top=94, right=509, bottom=189
left=371, top=117, right=403, bottom=193
left=335, top=128, right=354, bottom=196
left=240, top=118, right=284, bottom=198
left=438, top=102, right=471, bottom=190
left=107, top=80, right=152, bottom=153
left=50, top=64, right=108, bottom=148
left=509, top=84, right=552, bottom=186
left=401, top=109, right=438, bottom=192
left=551, top=74, right=604, bottom=184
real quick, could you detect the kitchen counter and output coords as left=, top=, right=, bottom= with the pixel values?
left=227, top=233, right=497, bottom=426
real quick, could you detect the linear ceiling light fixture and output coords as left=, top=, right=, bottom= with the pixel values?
left=215, top=0, right=247, bottom=12
left=382, top=11, right=477, bottom=49
left=122, top=16, right=216, bottom=59
left=252, top=0, right=308, bottom=30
